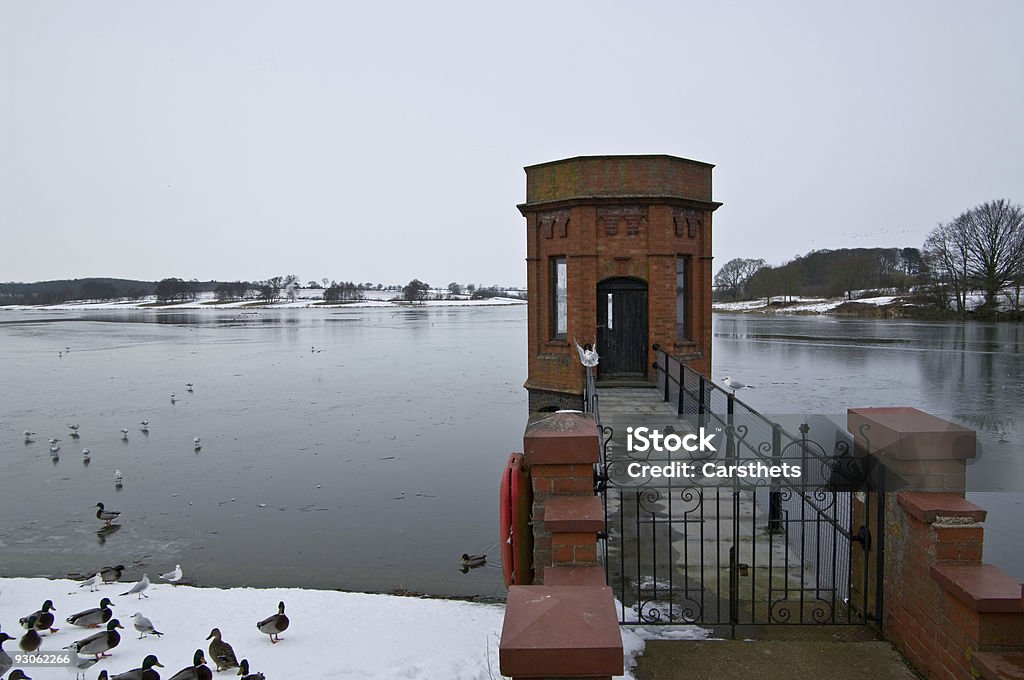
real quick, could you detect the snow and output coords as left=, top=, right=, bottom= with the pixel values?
left=713, top=294, right=907, bottom=315
left=0, top=293, right=525, bottom=312
left=0, top=578, right=682, bottom=680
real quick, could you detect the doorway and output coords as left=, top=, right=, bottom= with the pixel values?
left=596, top=277, right=648, bottom=380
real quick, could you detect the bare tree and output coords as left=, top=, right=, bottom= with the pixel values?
left=714, top=258, right=767, bottom=300
left=960, top=200, right=1024, bottom=311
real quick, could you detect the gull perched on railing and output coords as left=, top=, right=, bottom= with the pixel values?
left=722, top=376, right=755, bottom=392
left=573, top=337, right=599, bottom=367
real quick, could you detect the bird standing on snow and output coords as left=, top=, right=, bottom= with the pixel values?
left=66, top=597, right=115, bottom=628
left=119, top=574, right=150, bottom=599
left=130, top=613, right=163, bottom=639
left=111, top=654, right=164, bottom=680
left=21, top=600, right=58, bottom=633
left=17, top=621, right=41, bottom=652
left=236, top=660, right=264, bottom=680
left=205, top=628, right=239, bottom=672
left=0, top=632, right=14, bottom=677
left=80, top=572, right=103, bottom=592
left=66, top=618, right=124, bottom=659
left=167, top=650, right=211, bottom=680
left=160, top=565, right=182, bottom=584
left=96, top=503, right=121, bottom=525
left=722, top=376, right=755, bottom=392
left=256, top=601, right=289, bottom=643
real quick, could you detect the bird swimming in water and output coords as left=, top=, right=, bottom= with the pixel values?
left=186, top=383, right=193, bottom=392
left=167, top=650, right=211, bottom=680
left=193, top=437, right=201, bottom=451
left=256, top=601, right=289, bottom=643
left=170, top=394, right=176, bottom=404
left=139, top=420, right=149, bottom=432
left=114, top=471, right=123, bottom=488
left=83, top=448, right=91, bottom=459
left=120, top=428, right=129, bottom=440
left=96, top=503, right=121, bottom=525
left=111, top=654, right=164, bottom=680
left=66, top=598, right=115, bottom=628
left=50, top=443, right=61, bottom=453
left=160, top=564, right=182, bottom=584
left=130, top=613, right=163, bottom=639
left=206, top=628, right=239, bottom=672
left=66, top=618, right=124, bottom=659
left=119, top=574, right=150, bottom=599
left=68, top=424, right=79, bottom=432
left=461, top=553, right=487, bottom=568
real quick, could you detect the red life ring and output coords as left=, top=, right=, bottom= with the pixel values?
left=500, top=452, right=533, bottom=586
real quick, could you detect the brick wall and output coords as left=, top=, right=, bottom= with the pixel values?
left=521, top=156, right=720, bottom=407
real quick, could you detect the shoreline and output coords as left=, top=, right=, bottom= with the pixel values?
left=0, top=297, right=527, bottom=312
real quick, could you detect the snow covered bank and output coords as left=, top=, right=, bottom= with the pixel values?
left=714, top=295, right=910, bottom=315
left=0, top=296, right=526, bottom=312
left=0, top=578, right=704, bottom=679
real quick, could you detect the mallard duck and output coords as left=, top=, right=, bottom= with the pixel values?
left=119, top=574, right=150, bottom=599
left=130, top=613, right=162, bottom=638
left=21, top=599, right=58, bottom=633
left=256, top=601, right=289, bottom=643
left=0, top=632, right=14, bottom=677
left=111, top=654, right=164, bottom=680
left=206, top=628, right=238, bottom=672
left=18, top=621, right=41, bottom=653
left=67, top=618, right=123, bottom=659
left=101, top=565, right=126, bottom=582
left=461, top=553, right=487, bottom=568
left=236, top=660, right=264, bottom=680
left=167, top=650, right=212, bottom=680
left=8, top=670, right=32, bottom=680
left=96, top=503, right=121, bottom=525
left=67, top=598, right=115, bottom=628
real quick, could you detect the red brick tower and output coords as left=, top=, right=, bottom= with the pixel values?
left=519, top=155, right=721, bottom=411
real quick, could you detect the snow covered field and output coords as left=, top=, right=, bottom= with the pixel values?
left=713, top=295, right=905, bottom=314
left=0, top=578, right=707, bottom=680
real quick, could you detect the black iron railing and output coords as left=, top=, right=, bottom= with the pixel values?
left=594, top=344, right=882, bottom=632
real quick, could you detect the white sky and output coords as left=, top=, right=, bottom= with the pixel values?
left=2, top=1, right=1022, bottom=286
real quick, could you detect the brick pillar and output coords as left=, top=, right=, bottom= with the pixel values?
left=500, top=410, right=623, bottom=680
left=847, top=407, right=977, bottom=622
left=847, top=408, right=1024, bottom=680
left=522, top=410, right=602, bottom=583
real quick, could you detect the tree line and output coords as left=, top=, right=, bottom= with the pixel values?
left=714, top=199, right=1023, bottom=317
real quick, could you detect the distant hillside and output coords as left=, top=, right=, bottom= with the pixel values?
left=0, top=278, right=160, bottom=305
left=715, top=247, right=922, bottom=303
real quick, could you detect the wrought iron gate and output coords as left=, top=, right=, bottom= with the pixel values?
left=593, top=346, right=883, bottom=632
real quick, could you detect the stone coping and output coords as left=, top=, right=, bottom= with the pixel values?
left=500, top=585, right=623, bottom=678
left=848, top=407, right=976, bottom=460
left=897, top=492, right=988, bottom=523
left=524, top=411, right=600, bottom=465
left=544, top=495, right=605, bottom=533
left=972, top=650, right=1024, bottom=680
left=930, top=563, right=1024, bottom=613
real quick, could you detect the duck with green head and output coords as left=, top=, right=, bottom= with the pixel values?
left=167, top=650, right=212, bottom=680
left=20, top=600, right=58, bottom=634
left=236, top=660, right=264, bottom=680
left=257, top=601, right=289, bottom=643
left=67, top=618, right=124, bottom=659
left=111, top=654, right=164, bottom=680
left=67, top=598, right=115, bottom=628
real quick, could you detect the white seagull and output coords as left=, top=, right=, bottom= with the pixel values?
left=68, top=423, right=80, bottom=432
left=120, top=574, right=150, bottom=599
left=573, top=337, right=600, bottom=367
left=160, top=564, right=182, bottom=584
left=722, top=376, right=755, bottom=392
left=82, top=448, right=91, bottom=459
left=186, top=382, right=193, bottom=392
left=114, top=470, right=123, bottom=488
left=120, top=428, right=129, bottom=440
left=131, top=612, right=163, bottom=638
left=193, top=436, right=201, bottom=451
left=79, top=572, right=103, bottom=592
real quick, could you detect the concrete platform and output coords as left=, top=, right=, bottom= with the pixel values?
left=634, top=640, right=922, bottom=679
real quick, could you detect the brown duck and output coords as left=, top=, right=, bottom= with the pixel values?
left=206, top=628, right=239, bottom=672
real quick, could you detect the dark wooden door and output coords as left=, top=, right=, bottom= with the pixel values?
left=596, top=278, right=648, bottom=379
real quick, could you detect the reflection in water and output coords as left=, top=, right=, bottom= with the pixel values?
left=714, top=313, right=1024, bottom=578
left=96, top=524, right=121, bottom=544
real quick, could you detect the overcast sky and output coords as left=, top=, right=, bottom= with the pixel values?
left=2, top=2, right=1022, bottom=286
